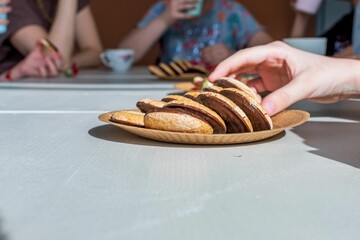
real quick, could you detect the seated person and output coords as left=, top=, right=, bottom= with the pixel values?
left=290, top=0, right=360, bottom=58
left=0, top=0, right=103, bottom=81
left=322, top=5, right=354, bottom=56
left=290, top=0, right=324, bottom=37
left=119, top=0, right=273, bottom=69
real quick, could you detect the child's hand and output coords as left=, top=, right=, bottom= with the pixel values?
left=201, top=43, right=234, bottom=67
left=161, top=0, right=199, bottom=24
left=1, top=41, right=63, bottom=81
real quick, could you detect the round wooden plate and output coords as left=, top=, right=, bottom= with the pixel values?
left=160, top=74, right=205, bottom=81
left=98, top=110, right=309, bottom=145
left=174, top=82, right=197, bottom=91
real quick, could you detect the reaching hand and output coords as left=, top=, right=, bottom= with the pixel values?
left=201, top=43, right=234, bottom=67
left=209, top=41, right=360, bottom=116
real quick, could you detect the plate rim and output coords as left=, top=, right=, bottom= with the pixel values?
left=98, top=109, right=310, bottom=139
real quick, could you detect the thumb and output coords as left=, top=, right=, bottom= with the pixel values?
left=261, top=82, right=306, bottom=116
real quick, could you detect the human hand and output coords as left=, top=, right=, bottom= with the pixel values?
left=1, top=41, right=63, bottom=81
left=0, top=0, right=11, bottom=25
left=208, top=41, right=360, bottom=116
left=201, top=43, right=234, bottom=67
left=160, top=0, right=199, bottom=24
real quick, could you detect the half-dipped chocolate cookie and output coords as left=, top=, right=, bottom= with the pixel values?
left=164, top=99, right=226, bottom=134
left=220, top=88, right=273, bottom=131
left=214, top=77, right=260, bottom=103
left=197, top=92, right=253, bottom=133
left=148, top=65, right=167, bottom=78
left=159, top=62, right=176, bottom=76
left=136, top=98, right=166, bottom=113
left=162, top=94, right=196, bottom=103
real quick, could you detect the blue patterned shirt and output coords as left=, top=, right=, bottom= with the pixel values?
left=138, top=0, right=263, bottom=66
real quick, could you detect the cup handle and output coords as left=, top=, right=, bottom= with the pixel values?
left=100, top=52, right=111, bottom=67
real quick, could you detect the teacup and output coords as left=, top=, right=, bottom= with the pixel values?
left=295, top=0, right=323, bottom=14
left=283, top=37, right=327, bottom=55
left=186, top=0, right=204, bottom=17
left=100, top=49, right=135, bottom=73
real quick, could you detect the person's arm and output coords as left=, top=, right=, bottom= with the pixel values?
left=290, top=0, right=323, bottom=37
left=119, top=0, right=197, bottom=62
left=72, top=6, right=103, bottom=68
left=209, top=41, right=360, bottom=116
left=247, top=31, right=273, bottom=47
left=290, top=11, right=311, bottom=37
left=9, top=0, right=77, bottom=68
left=119, top=16, right=170, bottom=63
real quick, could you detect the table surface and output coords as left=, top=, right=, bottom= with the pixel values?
left=0, top=67, right=359, bottom=240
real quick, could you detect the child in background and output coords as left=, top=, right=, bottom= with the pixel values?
left=119, top=0, right=273, bottom=69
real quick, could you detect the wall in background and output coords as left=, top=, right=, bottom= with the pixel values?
left=90, top=0, right=311, bottom=65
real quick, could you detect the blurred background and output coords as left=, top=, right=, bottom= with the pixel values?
left=90, top=0, right=351, bottom=65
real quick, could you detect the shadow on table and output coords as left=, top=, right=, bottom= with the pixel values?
left=290, top=100, right=360, bottom=168
left=291, top=100, right=360, bottom=122
left=88, top=124, right=285, bottom=149
left=292, top=121, right=360, bottom=168
left=0, top=217, right=8, bottom=240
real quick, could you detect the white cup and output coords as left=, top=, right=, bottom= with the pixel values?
left=186, top=0, right=204, bottom=16
left=283, top=37, right=327, bottom=55
left=100, top=49, right=135, bottom=73
left=295, top=0, right=323, bottom=15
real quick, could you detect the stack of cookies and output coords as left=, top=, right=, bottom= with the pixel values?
left=148, top=60, right=209, bottom=79
left=110, top=77, right=272, bottom=135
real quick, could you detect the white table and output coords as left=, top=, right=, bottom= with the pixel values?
left=0, top=68, right=359, bottom=240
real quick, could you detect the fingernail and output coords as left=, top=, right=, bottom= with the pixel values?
left=262, top=101, right=275, bottom=116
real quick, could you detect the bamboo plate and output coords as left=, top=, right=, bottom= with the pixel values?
left=98, top=110, right=310, bottom=145
left=174, top=82, right=197, bottom=91
left=160, top=74, right=205, bottom=81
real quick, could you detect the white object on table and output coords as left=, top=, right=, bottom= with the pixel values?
left=295, top=0, right=324, bottom=14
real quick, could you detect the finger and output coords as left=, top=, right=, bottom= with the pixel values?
left=49, top=52, right=63, bottom=70
left=209, top=42, right=288, bottom=81
left=247, top=77, right=268, bottom=93
left=178, top=3, right=197, bottom=10
left=38, top=66, right=48, bottom=78
left=209, top=65, right=258, bottom=81
left=175, top=13, right=196, bottom=19
left=45, top=57, right=59, bottom=77
left=261, top=80, right=306, bottom=116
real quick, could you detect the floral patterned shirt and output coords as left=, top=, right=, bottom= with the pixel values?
left=137, top=0, right=263, bottom=66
